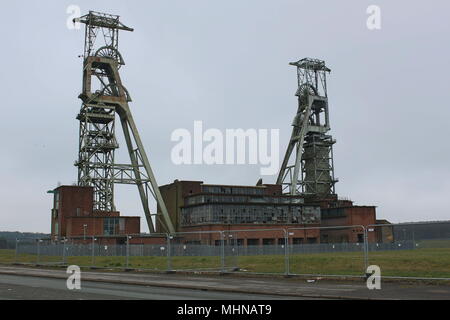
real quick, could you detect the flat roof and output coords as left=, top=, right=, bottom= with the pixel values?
left=202, top=183, right=267, bottom=188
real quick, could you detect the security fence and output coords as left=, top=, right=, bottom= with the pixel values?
left=7, top=222, right=450, bottom=280
left=288, top=225, right=367, bottom=277
left=222, top=228, right=288, bottom=274
left=366, top=222, right=450, bottom=280
left=166, top=231, right=224, bottom=272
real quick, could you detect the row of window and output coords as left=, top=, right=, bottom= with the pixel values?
left=185, top=195, right=304, bottom=206
left=202, top=186, right=265, bottom=195
left=181, top=204, right=320, bottom=225
left=212, top=238, right=318, bottom=246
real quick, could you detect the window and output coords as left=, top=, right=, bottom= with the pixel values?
left=54, top=192, right=60, bottom=210
left=247, top=239, right=259, bottom=246
left=119, top=218, right=125, bottom=233
left=215, top=240, right=226, bottom=246
left=104, top=218, right=119, bottom=235
left=357, top=234, right=364, bottom=243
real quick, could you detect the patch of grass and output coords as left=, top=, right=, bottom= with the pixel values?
left=1, top=248, right=450, bottom=278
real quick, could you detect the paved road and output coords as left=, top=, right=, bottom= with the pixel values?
left=0, top=274, right=302, bottom=300
left=0, top=266, right=449, bottom=299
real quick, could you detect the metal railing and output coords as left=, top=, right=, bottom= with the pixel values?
left=8, top=221, right=450, bottom=280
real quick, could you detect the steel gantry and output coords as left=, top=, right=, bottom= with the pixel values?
left=73, top=11, right=175, bottom=233
left=277, top=58, right=338, bottom=198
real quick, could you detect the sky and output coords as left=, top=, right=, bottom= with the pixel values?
left=0, top=0, right=449, bottom=233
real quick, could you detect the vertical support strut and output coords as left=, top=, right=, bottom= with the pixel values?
left=290, top=95, right=313, bottom=195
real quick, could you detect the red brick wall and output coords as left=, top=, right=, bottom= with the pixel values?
left=125, top=217, right=140, bottom=234
left=52, top=186, right=94, bottom=239
left=129, top=236, right=167, bottom=245
left=92, top=211, right=120, bottom=217
left=346, top=206, right=376, bottom=242
left=319, top=206, right=377, bottom=243
left=262, top=184, right=282, bottom=196
left=179, top=224, right=321, bottom=245
left=157, top=180, right=203, bottom=232
left=66, top=217, right=103, bottom=237
left=66, top=216, right=141, bottom=238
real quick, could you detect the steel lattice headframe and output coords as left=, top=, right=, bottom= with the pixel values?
left=73, top=11, right=175, bottom=233
left=277, top=58, right=338, bottom=199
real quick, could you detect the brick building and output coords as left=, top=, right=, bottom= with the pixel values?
left=318, top=204, right=377, bottom=243
left=157, top=180, right=322, bottom=244
left=156, top=180, right=378, bottom=245
left=50, top=182, right=378, bottom=246
left=50, top=185, right=140, bottom=244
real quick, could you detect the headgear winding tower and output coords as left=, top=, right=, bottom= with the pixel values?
left=74, top=11, right=175, bottom=233
left=277, top=58, right=338, bottom=199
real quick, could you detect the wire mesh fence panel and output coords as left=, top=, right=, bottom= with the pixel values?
left=15, top=240, right=65, bottom=265
left=168, top=231, right=224, bottom=272
left=288, top=226, right=367, bottom=277
left=127, top=234, right=170, bottom=271
left=65, top=242, right=95, bottom=267
left=223, top=229, right=288, bottom=274
left=367, top=222, right=450, bottom=279
left=36, top=240, right=65, bottom=265
left=92, top=244, right=127, bottom=269
left=15, top=240, right=38, bottom=264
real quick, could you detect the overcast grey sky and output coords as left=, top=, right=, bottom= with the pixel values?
left=1, top=1, right=449, bottom=233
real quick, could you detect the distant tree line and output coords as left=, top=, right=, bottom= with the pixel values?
left=0, top=231, right=50, bottom=249
left=392, top=222, right=450, bottom=241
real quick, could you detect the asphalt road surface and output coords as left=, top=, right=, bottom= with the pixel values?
left=0, top=266, right=449, bottom=300
left=0, top=274, right=303, bottom=300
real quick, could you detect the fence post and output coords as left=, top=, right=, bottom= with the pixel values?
left=62, top=238, right=66, bottom=265
left=91, top=236, right=95, bottom=267
left=363, top=227, right=369, bottom=274
left=126, top=235, right=130, bottom=269
left=166, top=234, right=172, bottom=272
left=15, top=239, right=18, bottom=263
left=231, top=233, right=238, bottom=270
left=37, top=239, right=41, bottom=264
left=284, top=229, right=290, bottom=276
left=220, top=231, right=225, bottom=273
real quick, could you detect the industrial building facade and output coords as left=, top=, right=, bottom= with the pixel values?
left=154, top=180, right=377, bottom=245
left=154, top=180, right=323, bottom=245
left=50, top=183, right=377, bottom=245
left=158, top=180, right=320, bottom=231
